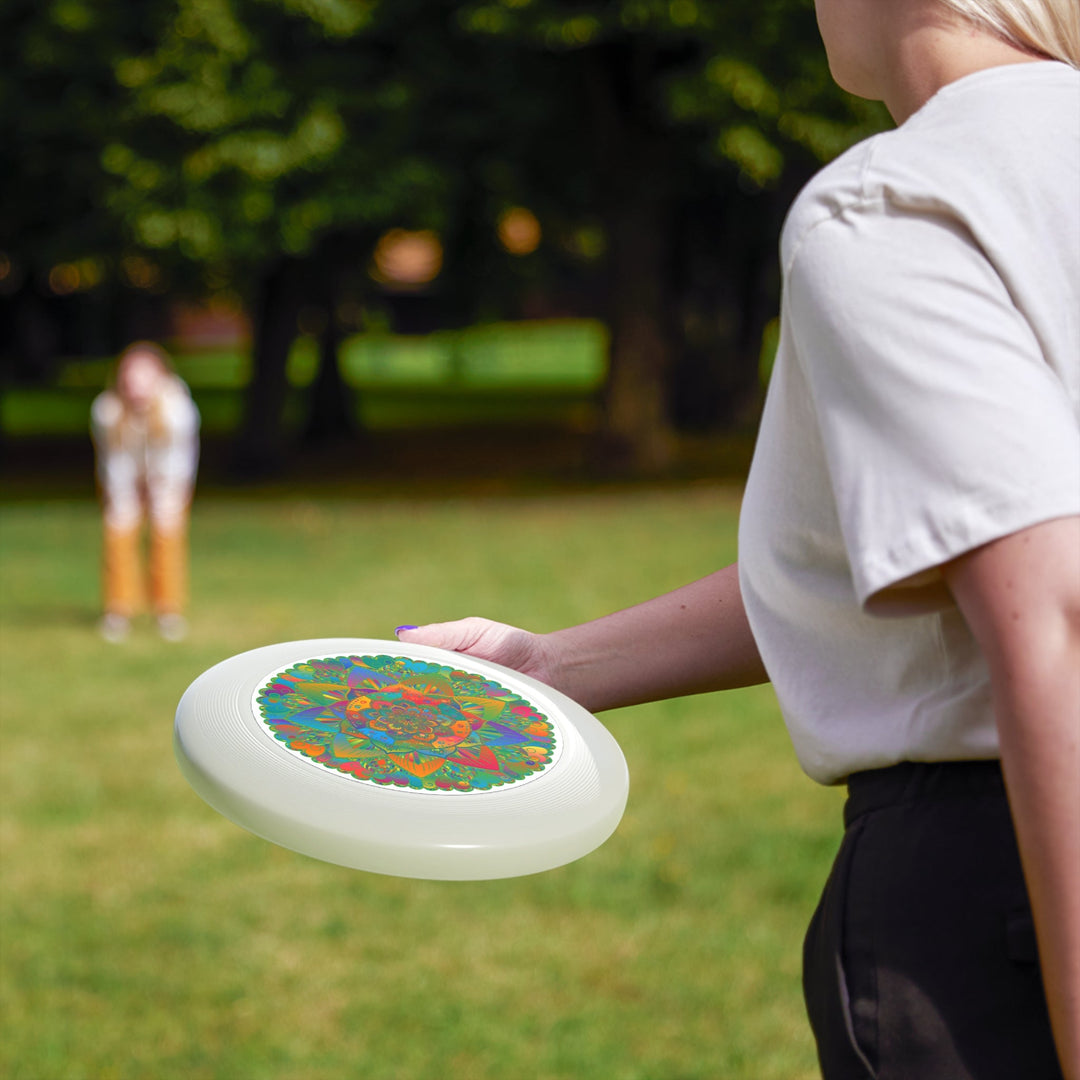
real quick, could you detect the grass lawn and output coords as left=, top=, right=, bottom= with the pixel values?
left=0, top=484, right=842, bottom=1080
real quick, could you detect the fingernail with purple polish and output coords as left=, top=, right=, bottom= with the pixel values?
left=395, top=625, right=418, bottom=636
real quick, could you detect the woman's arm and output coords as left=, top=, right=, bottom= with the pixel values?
left=944, top=515, right=1080, bottom=1080
left=398, top=562, right=768, bottom=712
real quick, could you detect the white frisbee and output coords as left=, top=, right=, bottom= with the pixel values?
left=174, top=638, right=629, bottom=880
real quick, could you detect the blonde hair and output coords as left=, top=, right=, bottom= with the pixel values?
left=938, top=0, right=1080, bottom=66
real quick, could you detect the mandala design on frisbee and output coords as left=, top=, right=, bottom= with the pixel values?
left=254, top=655, right=560, bottom=793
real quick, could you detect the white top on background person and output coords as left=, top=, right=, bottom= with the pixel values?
left=91, top=343, right=200, bottom=532
left=738, top=59, right=1080, bottom=785
left=397, top=1, right=1080, bottom=1073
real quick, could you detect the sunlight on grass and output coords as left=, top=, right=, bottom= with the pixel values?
left=0, top=489, right=841, bottom=1079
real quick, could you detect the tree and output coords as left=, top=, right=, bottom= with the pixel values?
left=2, top=0, right=889, bottom=473
left=97, top=0, right=556, bottom=473
left=454, top=0, right=890, bottom=469
left=0, top=0, right=179, bottom=379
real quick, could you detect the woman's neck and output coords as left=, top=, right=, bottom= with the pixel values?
left=884, top=15, right=1047, bottom=123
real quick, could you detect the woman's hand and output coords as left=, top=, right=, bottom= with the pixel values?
left=396, top=618, right=563, bottom=687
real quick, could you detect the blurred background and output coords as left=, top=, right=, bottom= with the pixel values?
left=1, top=2, right=889, bottom=1077
left=0, top=0, right=889, bottom=482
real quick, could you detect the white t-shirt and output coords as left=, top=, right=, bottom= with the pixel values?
left=91, top=375, right=200, bottom=530
left=739, top=61, right=1080, bottom=785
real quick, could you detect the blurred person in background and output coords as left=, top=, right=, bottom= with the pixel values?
left=398, top=0, right=1080, bottom=1077
left=91, top=342, right=200, bottom=643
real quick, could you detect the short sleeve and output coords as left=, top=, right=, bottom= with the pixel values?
left=90, top=391, right=122, bottom=442
left=158, top=378, right=200, bottom=437
left=787, top=202, right=1080, bottom=613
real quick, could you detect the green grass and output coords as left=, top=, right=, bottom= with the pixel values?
left=2, top=319, right=609, bottom=436
left=0, top=486, right=842, bottom=1080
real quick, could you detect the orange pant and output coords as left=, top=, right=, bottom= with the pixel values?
left=102, top=517, right=188, bottom=617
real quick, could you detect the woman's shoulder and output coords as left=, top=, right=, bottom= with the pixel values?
left=779, top=136, right=885, bottom=270
left=157, top=375, right=200, bottom=429
left=162, top=372, right=194, bottom=401
left=782, top=61, right=1079, bottom=274
left=91, top=389, right=124, bottom=430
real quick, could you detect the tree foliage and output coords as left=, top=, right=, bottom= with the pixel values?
left=1, top=0, right=890, bottom=470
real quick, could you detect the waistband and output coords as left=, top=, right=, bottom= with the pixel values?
left=844, top=759, right=1005, bottom=829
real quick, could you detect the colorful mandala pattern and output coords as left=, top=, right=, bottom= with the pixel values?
left=255, top=655, right=558, bottom=793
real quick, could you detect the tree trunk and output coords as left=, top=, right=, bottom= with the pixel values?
left=3, top=279, right=60, bottom=384
left=602, top=187, right=675, bottom=471
left=232, top=257, right=303, bottom=479
left=669, top=187, right=781, bottom=432
left=302, top=302, right=355, bottom=447
left=585, top=42, right=677, bottom=475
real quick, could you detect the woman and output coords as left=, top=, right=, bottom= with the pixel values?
left=91, top=342, right=200, bottom=642
left=397, top=1, right=1079, bottom=1076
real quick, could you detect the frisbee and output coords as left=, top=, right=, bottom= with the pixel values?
left=174, top=638, right=629, bottom=880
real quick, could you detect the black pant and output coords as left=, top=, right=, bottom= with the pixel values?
left=803, top=761, right=1063, bottom=1080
